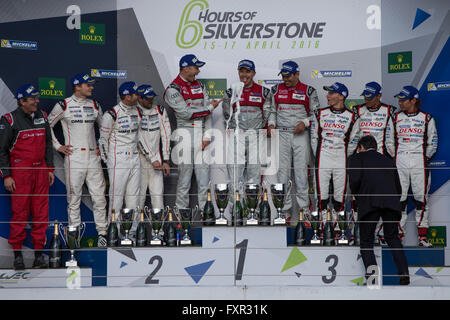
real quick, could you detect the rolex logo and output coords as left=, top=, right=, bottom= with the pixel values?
left=208, top=81, right=215, bottom=89
left=89, top=25, right=96, bottom=34
left=49, top=80, right=56, bottom=89
left=397, top=54, right=403, bottom=63
left=431, top=229, right=437, bottom=237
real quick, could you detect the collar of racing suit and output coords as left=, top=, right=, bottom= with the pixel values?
left=71, top=94, right=87, bottom=104
left=139, top=101, right=158, bottom=115
left=366, top=104, right=382, bottom=112
left=119, top=101, right=137, bottom=114
left=404, top=109, right=420, bottom=116
left=330, top=106, right=346, bottom=114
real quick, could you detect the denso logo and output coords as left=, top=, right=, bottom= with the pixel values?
left=361, top=121, right=383, bottom=128
left=324, top=122, right=345, bottom=129
left=399, top=128, right=423, bottom=134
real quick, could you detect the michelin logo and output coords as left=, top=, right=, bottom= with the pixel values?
left=91, top=69, right=127, bottom=79
left=428, top=82, right=450, bottom=91
left=311, top=70, right=352, bottom=79
left=1, top=39, right=38, bottom=50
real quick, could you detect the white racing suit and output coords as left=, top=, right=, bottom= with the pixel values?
left=138, top=102, right=171, bottom=210
left=222, top=83, right=272, bottom=193
left=311, top=106, right=360, bottom=226
left=99, top=102, right=142, bottom=235
left=355, top=102, right=396, bottom=240
left=393, top=110, right=438, bottom=239
left=268, top=81, right=320, bottom=217
left=48, top=95, right=107, bottom=235
left=164, top=75, right=214, bottom=213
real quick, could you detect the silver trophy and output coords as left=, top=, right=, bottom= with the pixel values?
left=270, top=180, right=293, bottom=225
left=174, top=205, right=197, bottom=245
left=120, top=208, right=135, bottom=246
left=337, top=210, right=349, bottom=245
left=215, top=184, right=230, bottom=225
left=150, top=208, right=165, bottom=246
left=309, top=211, right=322, bottom=245
left=59, top=222, right=86, bottom=267
left=244, top=183, right=260, bottom=225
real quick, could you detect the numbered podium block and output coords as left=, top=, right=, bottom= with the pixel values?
left=107, top=247, right=235, bottom=287
left=235, top=247, right=382, bottom=286
left=202, top=226, right=287, bottom=248
left=0, top=268, right=92, bottom=288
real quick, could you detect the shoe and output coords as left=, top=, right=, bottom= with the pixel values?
left=14, top=255, right=25, bottom=270
left=399, top=274, right=410, bottom=285
left=378, top=236, right=387, bottom=246
left=418, top=237, right=433, bottom=248
left=97, top=234, right=107, bottom=248
left=32, top=254, right=48, bottom=268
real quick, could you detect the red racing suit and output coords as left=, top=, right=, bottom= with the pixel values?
left=0, top=107, right=54, bottom=250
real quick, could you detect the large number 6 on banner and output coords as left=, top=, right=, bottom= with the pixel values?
left=176, top=0, right=209, bottom=49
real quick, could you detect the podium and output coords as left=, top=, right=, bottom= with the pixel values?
left=106, top=226, right=378, bottom=287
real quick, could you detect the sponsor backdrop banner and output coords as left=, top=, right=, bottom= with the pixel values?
left=0, top=0, right=449, bottom=269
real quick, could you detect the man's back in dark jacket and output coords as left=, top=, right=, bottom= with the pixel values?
left=347, top=149, right=402, bottom=220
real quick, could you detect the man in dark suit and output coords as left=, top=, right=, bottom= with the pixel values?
left=348, top=135, right=409, bottom=285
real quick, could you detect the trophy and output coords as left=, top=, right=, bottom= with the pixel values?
left=271, top=180, right=293, bottom=225
left=120, top=208, right=135, bottom=246
left=150, top=208, right=164, bottom=246
left=244, top=183, right=260, bottom=225
left=337, top=210, right=349, bottom=245
left=174, top=206, right=196, bottom=245
left=309, top=211, right=322, bottom=245
left=215, top=184, right=229, bottom=225
left=59, top=222, right=86, bottom=267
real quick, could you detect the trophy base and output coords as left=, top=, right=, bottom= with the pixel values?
left=273, top=218, right=286, bottom=225
left=150, top=240, right=162, bottom=246
left=180, top=239, right=192, bottom=245
left=245, top=219, right=259, bottom=226
left=120, top=239, right=133, bottom=246
left=338, top=239, right=349, bottom=245
left=215, top=218, right=228, bottom=225
left=65, top=260, right=78, bottom=267
left=310, top=239, right=322, bottom=245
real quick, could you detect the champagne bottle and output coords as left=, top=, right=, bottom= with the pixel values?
left=49, top=220, right=62, bottom=268
left=259, top=189, right=271, bottom=226
left=203, top=189, right=216, bottom=226
left=136, top=209, right=147, bottom=247
left=107, top=209, right=119, bottom=247
left=167, top=209, right=177, bottom=247
left=295, top=209, right=306, bottom=246
left=232, top=192, right=243, bottom=226
left=324, top=209, right=335, bottom=246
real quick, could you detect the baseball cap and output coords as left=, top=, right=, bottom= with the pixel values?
left=179, top=54, right=206, bottom=68
left=137, top=84, right=157, bottom=99
left=71, top=73, right=95, bottom=86
left=119, top=81, right=137, bottom=96
left=323, top=82, right=349, bottom=98
left=361, top=81, right=382, bottom=99
left=16, top=84, right=39, bottom=99
left=394, top=85, right=420, bottom=100
left=238, top=59, right=255, bottom=71
left=278, top=61, right=299, bottom=76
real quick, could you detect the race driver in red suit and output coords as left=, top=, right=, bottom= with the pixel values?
left=0, top=84, right=55, bottom=270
